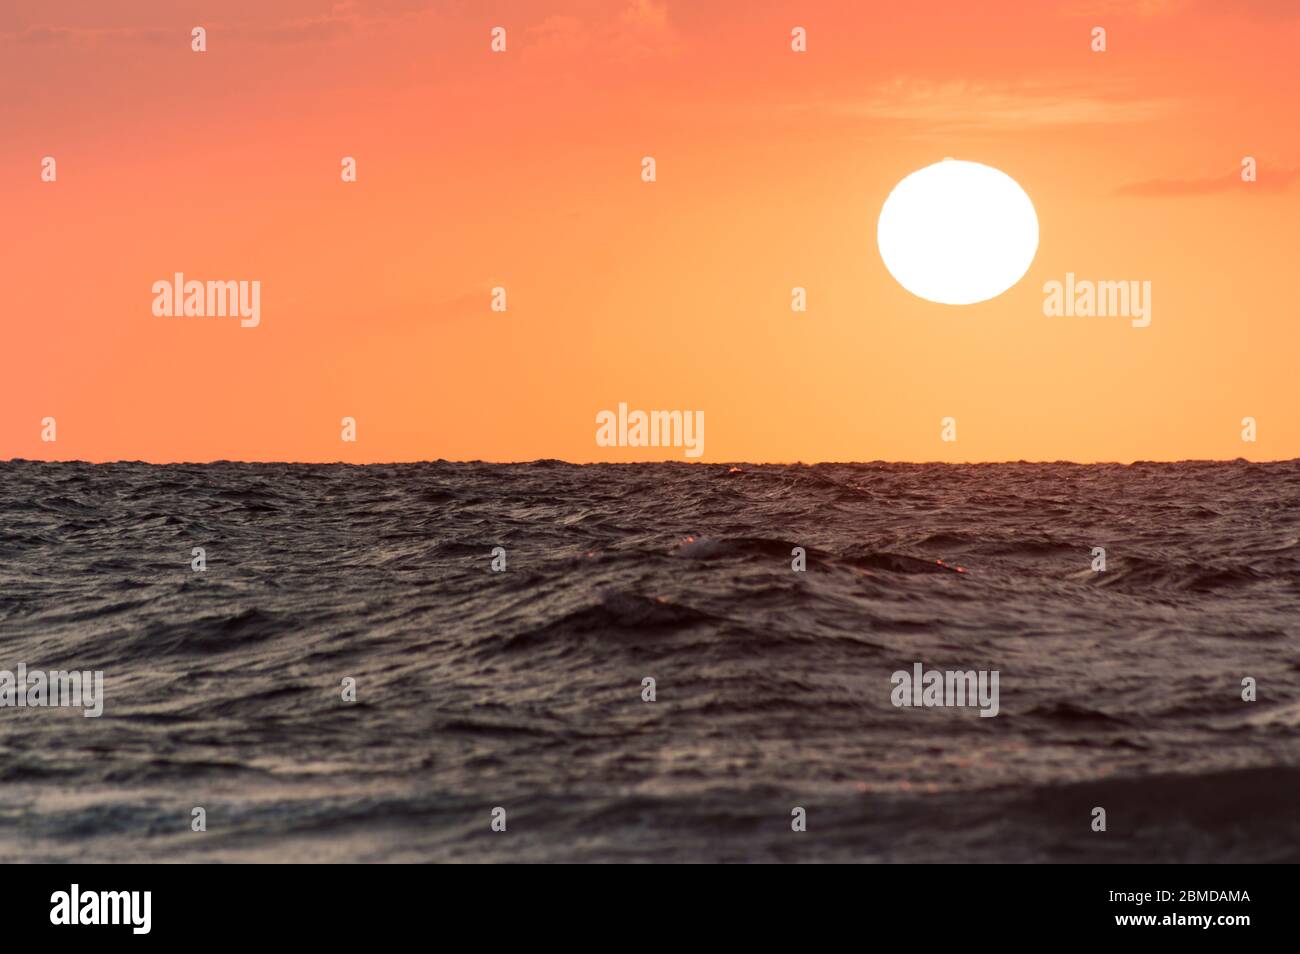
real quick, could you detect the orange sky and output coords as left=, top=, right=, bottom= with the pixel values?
left=3, top=0, right=1298, bottom=463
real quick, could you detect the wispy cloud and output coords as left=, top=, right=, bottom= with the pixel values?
left=9, top=24, right=172, bottom=45
left=806, top=78, right=1175, bottom=133
left=523, top=0, right=680, bottom=62
left=1116, top=166, right=1300, bottom=196
left=4, top=1, right=433, bottom=46
left=1062, top=0, right=1300, bottom=19
left=216, top=1, right=436, bottom=44
left=1059, top=0, right=1182, bottom=16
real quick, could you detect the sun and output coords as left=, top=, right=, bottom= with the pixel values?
left=877, top=159, right=1038, bottom=306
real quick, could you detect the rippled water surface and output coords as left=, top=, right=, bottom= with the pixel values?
left=2, top=459, right=1298, bottom=862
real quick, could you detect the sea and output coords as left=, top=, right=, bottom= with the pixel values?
left=2, top=458, right=1298, bottom=862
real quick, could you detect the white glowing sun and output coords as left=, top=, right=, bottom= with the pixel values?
left=877, top=159, right=1039, bottom=305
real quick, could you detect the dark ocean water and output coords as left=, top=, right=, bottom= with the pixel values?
left=1, top=458, right=1298, bottom=863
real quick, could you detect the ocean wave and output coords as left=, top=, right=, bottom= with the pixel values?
left=3, top=458, right=1298, bottom=861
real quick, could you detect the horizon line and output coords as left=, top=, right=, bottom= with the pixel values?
left=7, top=456, right=1298, bottom=468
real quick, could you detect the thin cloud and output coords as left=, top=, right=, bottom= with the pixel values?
left=1116, top=166, right=1300, bottom=196
left=228, top=1, right=430, bottom=44
left=9, top=24, right=172, bottom=45
left=811, top=78, right=1175, bottom=133
left=522, top=0, right=680, bottom=62
left=1062, top=0, right=1300, bottom=19
left=5, top=1, right=432, bottom=47
left=1059, top=0, right=1182, bottom=16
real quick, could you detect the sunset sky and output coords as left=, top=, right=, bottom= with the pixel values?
left=3, top=0, right=1298, bottom=463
